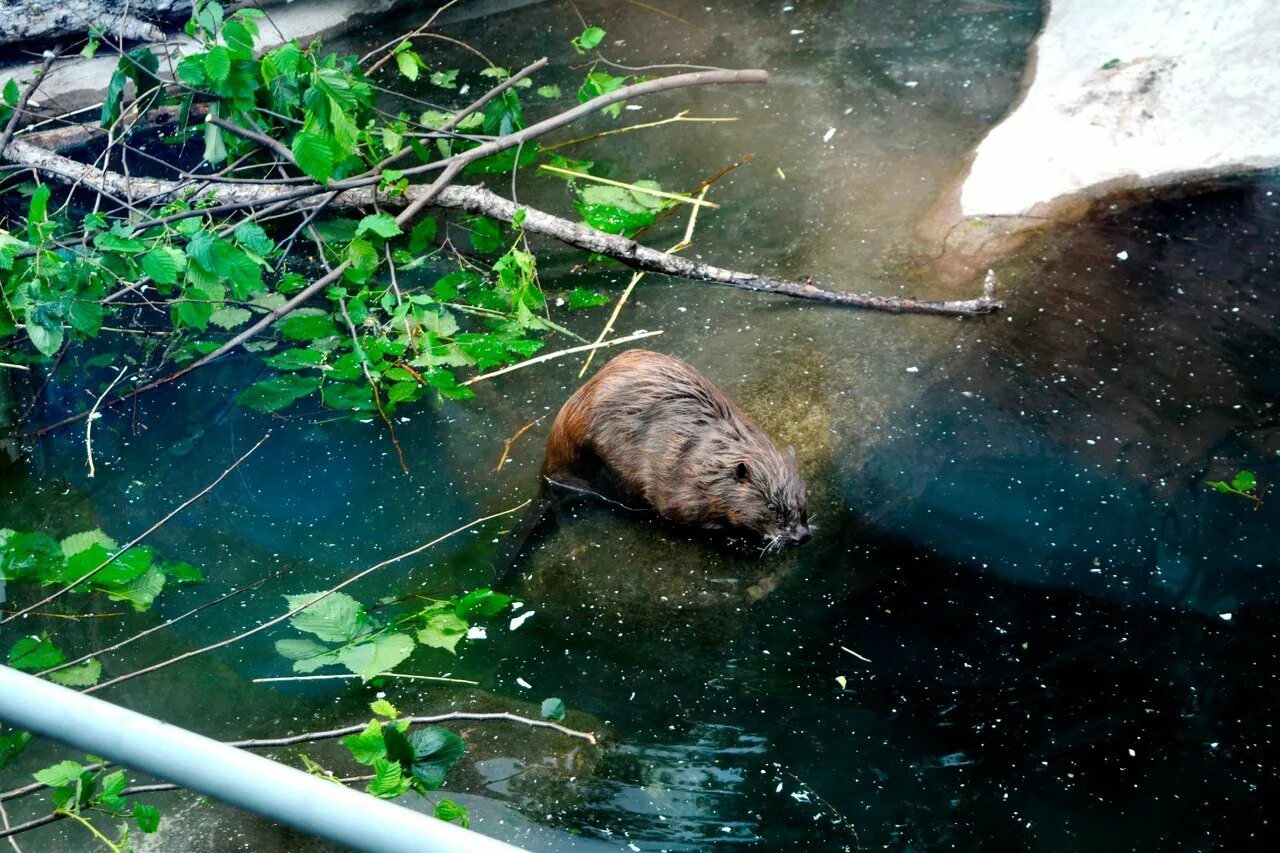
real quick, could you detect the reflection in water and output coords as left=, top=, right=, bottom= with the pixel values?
left=3, top=0, right=1278, bottom=850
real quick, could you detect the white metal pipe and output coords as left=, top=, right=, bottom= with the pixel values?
left=0, top=665, right=525, bottom=853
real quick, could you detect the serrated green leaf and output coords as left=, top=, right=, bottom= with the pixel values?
left=60, top=529, right=117, bottom=558
left=367, top=757, right=411, bottom=798
left=357, top=214, right=402, bottom=239
left=141, top=247, right=185, bottom=285
left=540, top=697, right=566, bottom=721
left=209, top=306, right=252, bottom=329
left=572, top=26, right=607, bottom=53
left=284, top=591, right=372, bottom=643
left=48, top=658, right=102, bottom=687
left=406, top=726, right=465, bottom=789
left=343, top=720, right=388, bottom=765
left=396, top=51, right=420, bottom=82
left=455, top=589, right=513, bottom=618
left=277, top=310, right=338, bottom=341
left=33, top=760, right=85, bottom=788
left=104, top=566, right=166, bottom=611
left=416, top=611, right=468, bottom=654
left=370, top=698, right=398, bottom=719
left=339, top=633, right=415, bottom=682
left=536, top=85, right=561, bottom=98
left=204, top=46, right=231, bottom=83
left=292, top=131, right=334, bottom=183
left=237, top=373, right=322, bottom=412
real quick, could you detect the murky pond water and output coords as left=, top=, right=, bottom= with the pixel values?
left=4, top=1, right=1279, bottom=850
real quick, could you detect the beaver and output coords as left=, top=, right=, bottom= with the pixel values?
left=539, top=349, right=811, bottom=550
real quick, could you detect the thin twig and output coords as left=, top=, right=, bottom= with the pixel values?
left=462, top=330, right=664, bottom=386
left=538, top=164, right=719, bottom=207
left=253, top=673, right=478, bottom=686
left=85, top=366, right=127, bottom=478
left=495, top=420, right=536, bottom=472
left=0, top=435, right=270, bottom=625
left=0, top=50, right=59, bottom=156
left=37, top=573, right=279, bottom=677
left=581, top=188, right=707, bottom=376
left=82, top=501, right=530, bottom=694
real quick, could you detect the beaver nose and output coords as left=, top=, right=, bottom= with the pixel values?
left=791, top=526, right=811, bottom=546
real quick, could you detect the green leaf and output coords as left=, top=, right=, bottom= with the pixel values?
left=284, top=591, right=372, bottom=643
left=101, top=70, right=126, bottom=127
left=264, top=348, right=325, bottom=370
left=540, top=698, right=566, bottom=721
left=234, top=221, right=275, bottom=255
left=466, top=216, right=503, bottom=254
left=416, top=611, right=468, bottom=654
left=536, top=85, right=561, bottom=98
left=163, top=561, right=205, bottom=584
left=278, top=310, right=338, bottom=340
left=1206, top=481, right=1231, bottom=493
left=3, top=78, right=19, bottom=106
left=25, top=318, right=64, bottom=358
left=275, top=638, right=343, bottom=674
left=338, top=634, right=415, bottom=681
left=429, top=69, right=458, bottom=89
left=203, top=119, right=227, bottom=164
left=572, top=26, right=607, bottom=53
left=370, top=698, right=398, bottom=719
left=237, top=373, right=322, bottom=412
left=0, top=730, right=32, bottom=772
left=434, top=799, right=469, bottom=827
left=133, top=802, right=161, bottom=833
left=104, top=566, right=166, bottom=611
left=33, top=760, right=85, bottom=788
left=357, top=214, right=402, bottom=239
left=368, top=757, right=411, bottom=798
left=94, top=231, right=148, bottom=254
left=60, top=529, right=117, bottom=558
left=142, top=247, right=185, bottom=285
left=408, top=217, right=437, bottom=253
left=209, top=306, right=252, bottom=329
left=205, top=46, right=231, bottom=83
left=68, top=299, right=103, bottom=337
left=8, top=635, right=64, bottom=671
left=406, top=726, right=465, bottom=789
left=396, top=50, right=420, bottom=82
left=1232, top=471, right=1257, bottom=492
left=48, top=658, right=102, bottom=687
left=292, top=132, right=335, bottom=183
left=343, top=720, right=387, bottom=765
left=455, top=589, right=513, bottom=618
left=223, top=19, right=255, bottom=59
left=345, top=238, right=380, bottom=282
left=566, top=288, right=611, bottom=310
left=578, top=69, right=628, bottom=118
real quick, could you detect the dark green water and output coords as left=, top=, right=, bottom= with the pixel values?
left=4, top=1, right=1279, bottom=850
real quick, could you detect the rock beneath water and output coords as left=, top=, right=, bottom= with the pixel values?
left=923, top=0, right=1280, bottom=282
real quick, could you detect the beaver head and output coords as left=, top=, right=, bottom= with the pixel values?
left=715, top=444, right=810, bottom=549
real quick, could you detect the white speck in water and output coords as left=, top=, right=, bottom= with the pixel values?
left=906, top=366, right=919, bottom=373
left=555, top=297, right=565, bottom=307
left=677, top=306, right=687, bottom=312
left=905, top=80, right=919, bottom=88
left=1116, top=250, right=1129, bottom=260
left=625, top=104, right=643, bottom=111
left=466, top=626, right=487, bottom=640
left=790, top=29, right=804, bottom=35
left=458, top=84, right=470, bottom=96
left=510, top=610, right=535, bottom=631
left=822, top=127, right=836, bottom=143
left=510, top=601, right=524, bottom=610
left=516, top=677, right=532, bottom=689
left=1128, top=748, right=1137, bottom=757
left=1219, top=613, right=1233, bottom=621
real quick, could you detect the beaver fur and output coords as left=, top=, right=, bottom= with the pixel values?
left=541, top=349, right=810, bottom=549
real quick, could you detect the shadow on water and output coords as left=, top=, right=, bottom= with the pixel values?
left=3, top=0, right=1279, bottom=850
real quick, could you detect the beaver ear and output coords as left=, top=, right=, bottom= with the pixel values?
left=733, top=461, right=751, bottom=481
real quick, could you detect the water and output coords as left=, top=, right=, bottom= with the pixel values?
left=3, top=1, right=1279, bottom=849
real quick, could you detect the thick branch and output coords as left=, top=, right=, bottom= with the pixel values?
left=1, top=136, right=1001, bottom=316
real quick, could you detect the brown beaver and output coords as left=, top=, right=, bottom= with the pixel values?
left=540, top=349, right=811, bottom=549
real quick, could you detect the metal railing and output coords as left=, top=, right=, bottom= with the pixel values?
left=0, top=665, right=525, bottom=852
